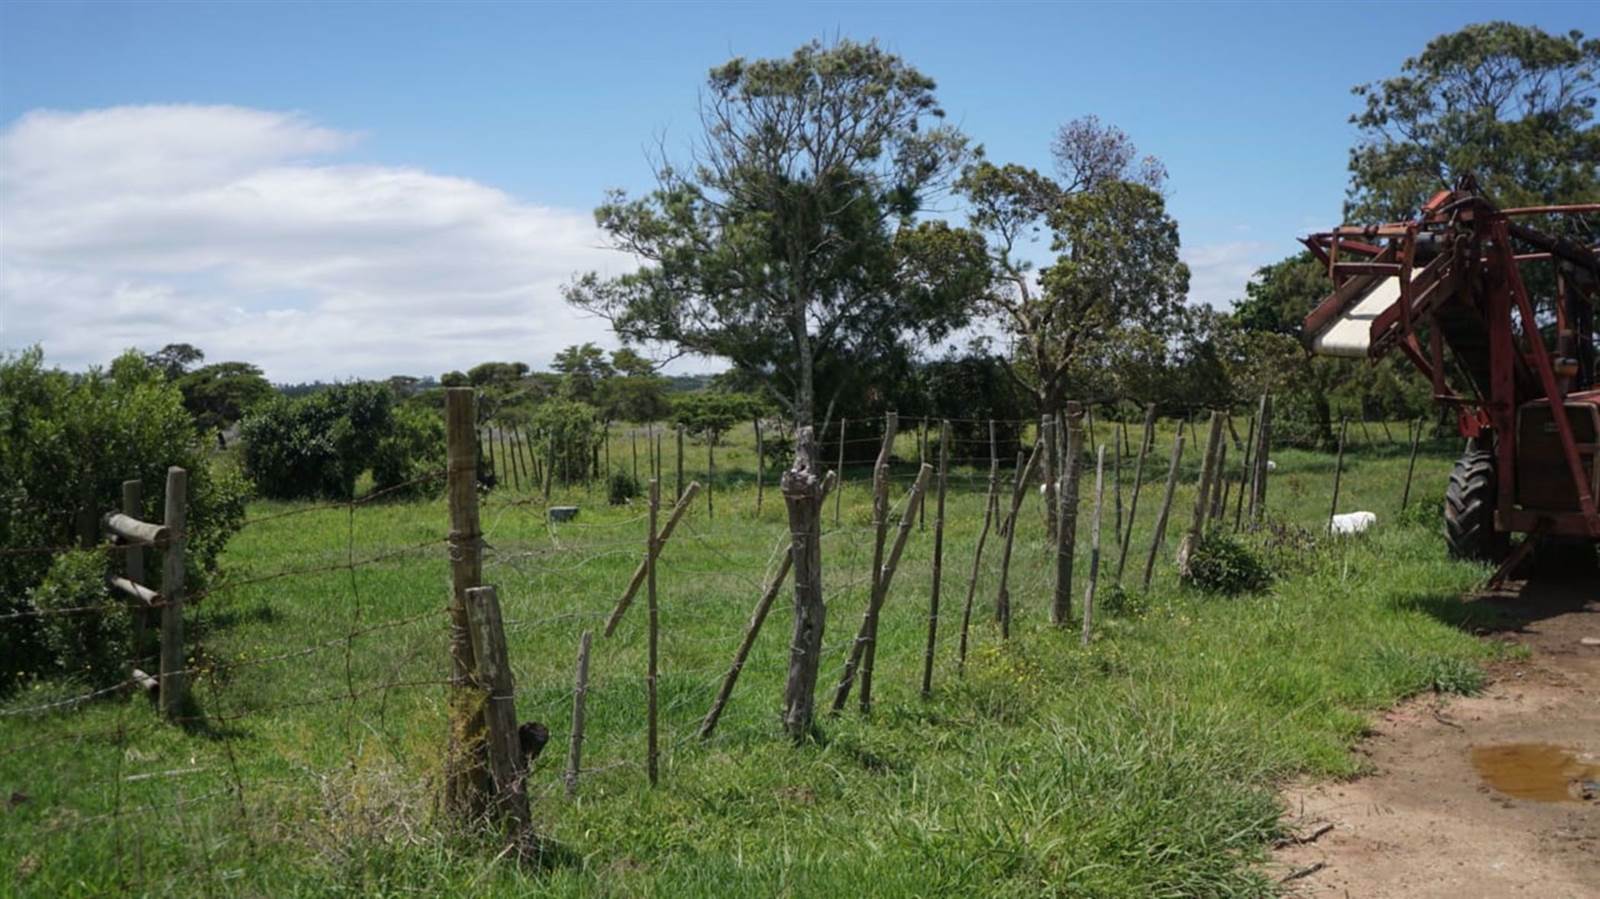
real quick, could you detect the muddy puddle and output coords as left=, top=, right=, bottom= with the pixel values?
left=1470, top=743, right=1600, bottom=802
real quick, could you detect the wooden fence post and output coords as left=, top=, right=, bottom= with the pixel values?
left=482, top=428, right=496, bottom=489
left=1142, top=433, right=1186, bottom=591
left=1179, top=412, right=1223, bottom=571
left=701, top=471, right=836, bottom=740
left=994, top=442, right=1043, bottom=638
left=834, top=463, right=931, bottom=713
left=1115, top=405, right=1155, bottom=582
left=1401, top=416, right=1424, bottom=511
left=444, top=388, right=489, bottom=816
left=159, top=466, right=188, bottom=721
left=463, top=585, right=531, bottom=831
left=957, top=422, right=1001, bottom=675
left=781, top=427, right=826, bottom=741
left=543, top=433, right=555, bottom=500
left=1052, top=403, right=1083, bottom=627
left=565, top=630, right=591, bottom=799
left=1082, top=446, right=1106, bottom=646
left=500, top=427, right=518, bottom=492
left=1042, top=414, right=1059, bottom=541
left=1249, top=394, right=1272, bottom=525
left=919, top=419, right=928, bottom=532
left=603, top=482, right=702, bottom=637
left=676, top=426, right=685, bottom=502
left=707, top=438, right=715, bottom=521
left=1233, top=415, right=1257, bottom=531
left=921, top=421, right=949, bottom=697
left=1328, top=418, right=1349, bottom=534
left=834, top=418, right=846, bottom=526
left=646, top=478, right=660, bottom=786
left=1114, top=422, right=1125, bottom=546
left=754, top=417, right=764, bottom=516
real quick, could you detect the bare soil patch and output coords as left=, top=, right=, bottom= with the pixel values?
left=1273, top=574, right=1600, bottom=897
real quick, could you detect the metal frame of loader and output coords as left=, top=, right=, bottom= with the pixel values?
left=1301, top=176, right=1600, bottom=582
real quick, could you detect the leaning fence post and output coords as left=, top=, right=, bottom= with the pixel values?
left=1142, top=433, right=1186, bottom=591
left=463, top=585, right=531, bottom=832
left=603, top=482, right=702, bottom=637
left=159, top=466, right=188, bottom=721
left=957, top=422, right=1001, bottom=675
left=995, top=442, right=1043, bottom=638
left=1115, top=405, right=1155, bottom=582
left=444, top=388, right=489, bottom=816
left=1082, top=445, right=1106, bottom=646
left=1249, top=394, right=1272, bottom=525
left=921, top=421, right=950, bottom=697
left=1179, top=412, right=1223, bottom=571
left=1401, top=416, right=1424, bottom=512
left=1052, top=403, right=1083, bottom=626
left=1328, top=418, right=1349, bottom=534
left=565, top=630, right=592, bottom=799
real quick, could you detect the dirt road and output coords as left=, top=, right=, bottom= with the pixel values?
left=1273, top=574, right=1600, bottom=897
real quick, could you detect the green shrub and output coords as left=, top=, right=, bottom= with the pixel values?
left=608, top=470, right=642, bottom=506
left=1, top=348, right=247, bottom=692
left=533, top=399, right=601, bottom=486
left=1398, top=492, right=1444, bottom=529
left=241, top=382, right=394, bottom=500
left=1182, top=531, right=1271, bottom=595
left=371, top=405, right=446, bottom=499
left=27, top=550, right=128, bottom=687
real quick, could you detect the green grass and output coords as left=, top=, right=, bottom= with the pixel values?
left=1, top=421, right=1505, bottom=896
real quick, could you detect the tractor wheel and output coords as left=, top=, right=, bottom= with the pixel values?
left=1444, top=447, right=1507, bottom=562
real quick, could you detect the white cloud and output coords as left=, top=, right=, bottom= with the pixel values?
left=1180, top=240, right=1273, bottom=310
left=0, top=104, right=632, bottom=381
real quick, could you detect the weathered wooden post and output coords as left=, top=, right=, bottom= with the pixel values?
left=1232, top=415, right=1257, bottom=530
left=1042, top=414, right=1059, bottom=540
left=676, top=426, right=685, bottom=501
left=463, top=585, right=530, bottom=831
left=957, top=421, right=1001, bottom=675
left=1249, top=394, right=1273, bottom=525
left=921, top=421, right=950, bottom=697
left=565, top=631, right=591, bottom=799
left=1114, top=422, right=1125, bottom=545
left=995, top=442, right=1043, bottom=638
left=1052, top=403, right=1084, bottom=626
left=781, top=427, right=826, bottom=741
left=1115, top=404, right=1156, bottom=582
left=754, top=416, right=764, bottom=516
left=707, top=437, right=715, bottom=521
left=1178, top=411, right=1224, bottom=571
left=445, top=388, right=489, bottom=816
left=602, top=482, right=702, bottom=637
left=919, top=418, right=928, bottom=532
left=159, top=466, right=188, bottom=720
left=1401, top=416, right=1424, bottom=511
left=1082, top=445, right=1106, bottom=646
left=1142, top=433, right=1186, bottom=591
left=646, top=478, right=660, bottom=786
left=1328, top=418, right=1349, bottom=534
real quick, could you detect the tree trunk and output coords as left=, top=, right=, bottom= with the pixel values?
left=780, top=426, right=826, bottom=741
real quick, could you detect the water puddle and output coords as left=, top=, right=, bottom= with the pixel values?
left=1470, top=743, right=1600, bottom=802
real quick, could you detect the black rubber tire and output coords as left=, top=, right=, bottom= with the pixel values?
left=1444, top=447, right=1506, bottom=562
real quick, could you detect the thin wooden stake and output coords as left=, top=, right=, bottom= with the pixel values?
left=482, top=427, right=497, bottom=489
left=1052, top=403, right=1083, bottom=626
left=1233, top=415, right=1257, bottom=531
left=1042, top=414, right=1058, bottom=540
left=676, top=426, right=685, bottom=501
left=1249, top=394, right=1273, bottom=525
left=1401, top=416, right=1424, bottom=511
left=603, top=482, right=703, bottom=637
left=707, top=438, right=715, bottom=521
left=1114, top=420, right=1126, bottom=545
left=921, top=421, right=949, bottom=697
left=1115, top=405, right=1156, bottom=582
left=646, top=478, right=660, bottom=786
left=957, top=422, right=1000, bottom=675
left=754, top=416, right=764, bottom=516
left=995, top=441, right=1044, bottom=638
left=1142, top=434, right=1186, bottom=591
left=918, top=418, right=928, bottom=531
left=1082, top=445, right=1106, bottom=646
left=564, top=630, right=591, bottom=799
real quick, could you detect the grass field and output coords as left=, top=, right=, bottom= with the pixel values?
left=1, top=419, right=1512, bottom=896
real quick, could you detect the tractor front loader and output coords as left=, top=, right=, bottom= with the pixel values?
left=1301, top=176, right=1600, bottom=579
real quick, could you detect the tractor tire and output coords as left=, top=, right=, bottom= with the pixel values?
left=1444, top=447, right=1506, bottom=562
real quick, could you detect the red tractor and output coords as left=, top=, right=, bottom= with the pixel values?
left=1301, top=177, right=1600, bottom=578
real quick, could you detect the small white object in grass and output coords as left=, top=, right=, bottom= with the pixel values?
left=1266, top=460, right=1277, bottom=472
left=1580, top=637, right=1600, bottom=647
left=1330, top=511, right=1376, bottom=535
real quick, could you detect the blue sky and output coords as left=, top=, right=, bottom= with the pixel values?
left=2, top=1, right=1595, bottom=380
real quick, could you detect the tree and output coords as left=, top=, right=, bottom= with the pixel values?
left=551, top=344, right=615, bottom=403
left=671, top=392, right=757, bottom=446
left=566, top=39, right=982, bottom=429
left=1348, top=22, right=1600, bottom=219
left=145, top=342, right=204, bottom=380
left=176, top=361, right=273, bottom=431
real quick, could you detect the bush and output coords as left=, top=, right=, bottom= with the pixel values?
left=371, top=404, right=446, bottom=499
left=533, top=399, right=601, bottom=487
left=1398, top=493, right=1444, bottom=529
left=608, top=470, right=642, bottom=506
left=1, top=348, right=248, bottom=691
left=1182, top=532, right=1271, bottom=595
left=241, top=382, right=394, bottom=500
left=28, top=550, right=128, bottom=687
